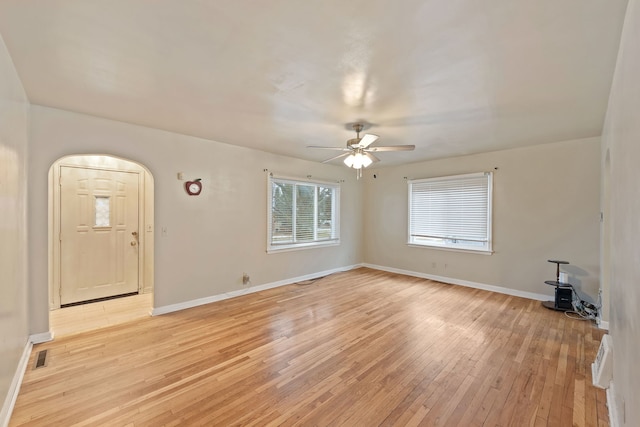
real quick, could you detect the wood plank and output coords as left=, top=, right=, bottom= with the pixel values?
left=9, top=268, right=608, bottom=426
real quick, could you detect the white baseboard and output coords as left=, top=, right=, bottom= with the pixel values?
left=362, top=263, right=551, bottom=302
left=152, top=264, right=361, bottom=316
left=29, top=331, right=54, bottom=344
left=0, top=339, right=32, bottom=427
left=607, top=381, right=619, bottom=427
left=152, top=262, right=555, bottom=316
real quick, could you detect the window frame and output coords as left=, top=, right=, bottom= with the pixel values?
left=407, top=172, right=493, bottom=254
left=267, top=174, right=340, bottom=253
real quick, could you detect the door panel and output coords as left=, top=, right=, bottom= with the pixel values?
left=60, top=166, right=139, bottom=305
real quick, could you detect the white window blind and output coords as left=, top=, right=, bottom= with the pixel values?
left=268, top=175, right=340, bottom=252
left=408, top=172, right=492, bottom=253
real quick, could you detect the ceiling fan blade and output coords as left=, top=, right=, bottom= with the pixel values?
left=322, top=152, right=352, bottom=163
left=307, top=146, right=351, bottom=151
left=368, top=145, right=415, bottom=152
left=359, top=133, right=379, bottom=148
left=364, top=152, right=381, bottom=163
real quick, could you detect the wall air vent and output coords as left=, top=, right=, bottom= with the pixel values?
left=592, top=334, right=612, bottom=389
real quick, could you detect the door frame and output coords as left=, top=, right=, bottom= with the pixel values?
left=50, top=157, right=150, bottom=309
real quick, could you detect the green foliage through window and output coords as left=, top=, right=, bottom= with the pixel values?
left=269, top=176, right=339, bottom=251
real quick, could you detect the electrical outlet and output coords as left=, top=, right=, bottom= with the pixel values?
left=431, top=262, right=436, bottom=269
left=242, top=273, right=250, bottom=285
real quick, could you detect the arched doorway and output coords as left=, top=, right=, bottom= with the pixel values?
left=49, top=155, right=154, bottom=336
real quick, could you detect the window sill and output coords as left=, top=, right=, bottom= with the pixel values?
left=407, top=243, right=493, bottom=255
left=267, top=240, right=340, bottom=254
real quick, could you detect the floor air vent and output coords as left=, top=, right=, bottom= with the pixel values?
left=34, top=349, right=49, bottom=369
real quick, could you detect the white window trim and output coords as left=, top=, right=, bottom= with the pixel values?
left=407, top=172, right=493, bottom=254
left=267, top=173, right=340, bottom=253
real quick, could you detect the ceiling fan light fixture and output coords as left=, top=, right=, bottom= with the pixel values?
left=352, top=152, right=365, bottom=169
left=343, top=150, right=372, bottom=169
left=360, top=153, right=373, bottom=168
left=309, top=122, right=414, bottom=175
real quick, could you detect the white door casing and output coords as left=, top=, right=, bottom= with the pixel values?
left=59, top=166, right=139, bottom=305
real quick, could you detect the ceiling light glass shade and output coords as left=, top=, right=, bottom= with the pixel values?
left=352, top=152, right=365, bottom=169
left=344, top=151, right=373, bottom=169
left=343, top=155, right=355, bottom=168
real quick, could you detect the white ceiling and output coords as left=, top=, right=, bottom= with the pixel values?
left=0, top=0, right=628, bottom=166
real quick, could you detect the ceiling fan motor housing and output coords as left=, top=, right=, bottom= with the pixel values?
left=347, top=137, right=362, bottom=148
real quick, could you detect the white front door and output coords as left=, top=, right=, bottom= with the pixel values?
left=60, top=166, right=140, bottom=305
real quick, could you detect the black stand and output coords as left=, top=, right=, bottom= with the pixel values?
left=542, top=260, right=573, bottom=311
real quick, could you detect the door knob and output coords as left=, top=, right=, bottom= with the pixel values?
left=130, top=241, right=137, bottom=246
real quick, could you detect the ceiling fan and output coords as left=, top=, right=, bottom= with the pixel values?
left=308, top=124, right=415, bottom=178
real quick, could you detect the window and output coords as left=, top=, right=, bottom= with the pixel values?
left=408, top=172, right=492, bottom=253
left=94, top=196, right=110, bottom=227
left=268, top=175, right=340, bottom=252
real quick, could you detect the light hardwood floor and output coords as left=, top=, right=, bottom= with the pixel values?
left=50, top=293, right=152, bottom=337
left=12, top=268, right=607, bottom=426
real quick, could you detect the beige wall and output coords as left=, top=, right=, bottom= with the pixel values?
left=28, top=105, right=363, bottom=334
left=601, top=0, right=640, bottom=424
left=0, top=34, right=29, bottom=421
left=363, top=137, right=601, bottom=301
